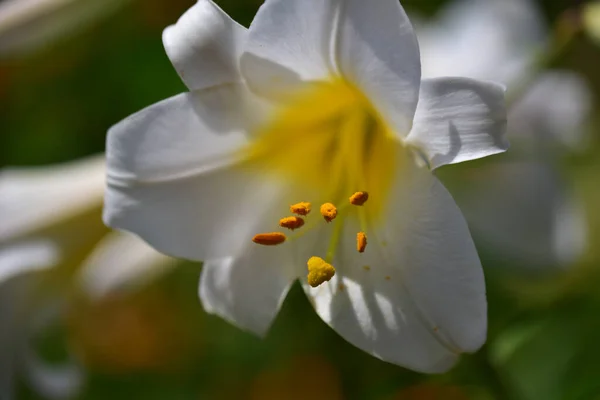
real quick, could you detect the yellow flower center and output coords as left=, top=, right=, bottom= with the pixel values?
left=241, top=78, right=400, bottom=222
left=241, top=78, right=403, bottom=286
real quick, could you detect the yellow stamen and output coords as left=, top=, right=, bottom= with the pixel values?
left=307, top=256, right=336, bottom=287
left=357, top=232, right=367, bottom=253
left=349, top=191, right=369, bottom=206
left=290, top=202, right=311, bottom=216
left=252, top=232, right=287, bottom=246
left=320, top=203, right=337, bottom=222
left=279, top=216, right=305, bottom=230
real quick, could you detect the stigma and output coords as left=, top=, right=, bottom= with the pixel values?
left=307, top=256, right=336, bottom=287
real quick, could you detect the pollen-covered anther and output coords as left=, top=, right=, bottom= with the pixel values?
left=290, top=202, right=311, bottom=216
left=307, top=256, right=336, bottom=287
left=320, top=203, right=338, bottom=222
left=252, top=232, right=287, bottom=246
left=349, top=191, right=369, bottom=206
left=357, top=232, right=367, bottom=253
left=279, top=216, right=305, bottom=230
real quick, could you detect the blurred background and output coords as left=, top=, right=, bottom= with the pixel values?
left=2, top=0, right=600, bottom=398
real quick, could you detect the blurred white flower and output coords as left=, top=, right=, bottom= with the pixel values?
left=0, top=0, right=129, bottom=57
left=0, top=155, right=176, bottom=398
left=104, top=0, right=508, bottom=372
left=416, top=0, right=591, bottom=268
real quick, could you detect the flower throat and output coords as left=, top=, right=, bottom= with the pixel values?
left=240, top=78, right=401, bottom=286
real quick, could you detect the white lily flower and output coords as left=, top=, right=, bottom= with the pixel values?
left=104, top=0, right=508, bottom=372
left=416, top=0, right=591, bottom=268
left=0, top=155, right=176, bottom=398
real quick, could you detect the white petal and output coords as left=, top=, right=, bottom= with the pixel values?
left=418, top=0, right=546, bottom=84
left=105, top=84, right=259, bottom=183
left=199, top=189, right=331, bottom=336
left=407, top=77, right=508, bottom=169
left=305, top=160, right=486, bottom=372
left=0, top=155, right=105, bottom=242
left=508, top=71, right=592, bottom=151
left=443, top=161, right=586, bottom=268
left=241, top=0, right=421, bottom=135
left=336, top=0, right=421, bottom=135
left=0, top=240, right=60, bottom=284
left=162, top=0, right=247, bottom=90
left=0, top=0, right=127, bottom=57
left=78, top=231, right=178, bottom=300
left=200, top=248, right=295, bottom=337
left=104, top=84, right=282, bottom=261
left=240, top=0, right=338, bottom=98
left=305, top=266, right=457, bottom=372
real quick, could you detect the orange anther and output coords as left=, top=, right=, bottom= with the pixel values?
left=349, top=191, right=369, bottom=206
left=279, top=216, right=305, bottom=230
left=320, top=203, right=337, bottom=222
left=357, top=232, right=367, bottom=253
left=290, top=202, right=311, bottom=216
left=252, top=232, right=287, bottom=246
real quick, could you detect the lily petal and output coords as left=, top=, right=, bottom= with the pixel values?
left=305, top=161, right=486, bottom=372
left=407, top=77, right=507, bottom=169
left=200, top=249, right=295, bottom=337
left=241, top=0, right=421, bottom=134
left=240, top=0, right=338, bottom=98
left=445, top=161, right=586, bottom=268
left=78, top=231, right=177, bottom=300
left=0, top=155, right=105, bottom=242
left=0, top=0, right=128, bottom=58
left=0, top=240, right=59, bottom=286
left=418, top=0, right=546, bottom=84
left=199, top=192, right=331, bottom=336
left=508, top=71, right=591, bottom=152
left=104, top=83, right=282, bottom=261
left=336, top=0, right=421, bottom=135
left=163, top=0, right=247, bottom=90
